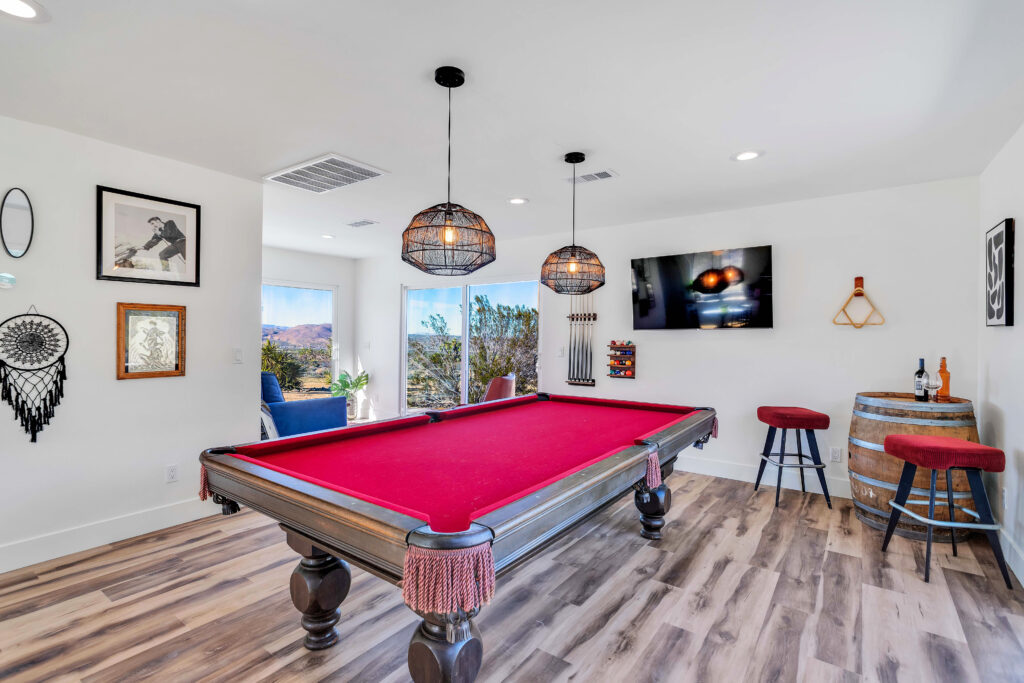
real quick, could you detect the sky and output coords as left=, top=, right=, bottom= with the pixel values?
left=262, top=284, right=333, bottom=327
left=407, top=280, right=539, bottom=335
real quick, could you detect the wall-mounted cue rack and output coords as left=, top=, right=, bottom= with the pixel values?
left=566, top=293, right=597, bottom=386
left=608, top=341, right=636, bottom=379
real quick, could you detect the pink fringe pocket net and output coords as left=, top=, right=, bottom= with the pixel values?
left=645, top=451, right=663, bottom=489
left=402, top=541, right=496, bottom=616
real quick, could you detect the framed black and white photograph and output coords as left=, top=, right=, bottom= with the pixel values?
left=986, top=218, right=1014, bottom=327
left=97, top=186, right=200, bottom=286
left=116, top=303, right=186, bottom=379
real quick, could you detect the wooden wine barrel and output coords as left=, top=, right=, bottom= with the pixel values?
left=848, top=392, right=978, bottom=542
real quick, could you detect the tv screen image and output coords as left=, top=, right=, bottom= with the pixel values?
left=631, top=245, right=773, bottom=330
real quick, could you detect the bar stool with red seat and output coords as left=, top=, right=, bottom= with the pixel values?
left=754, top=406, right=832, bottom=509
left=881, top=434, right=1012, bottom=589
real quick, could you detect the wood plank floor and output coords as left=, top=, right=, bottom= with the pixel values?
left=2, top=472, right=1023, bottom=682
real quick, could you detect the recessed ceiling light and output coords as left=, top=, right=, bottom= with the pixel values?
left=0, top=0, right=48, bottom=21
left=321, top=234, right=335, bottom=239
left=732, top=151, right=762, bottom=162
left=508, top=197, right=529, bottom=205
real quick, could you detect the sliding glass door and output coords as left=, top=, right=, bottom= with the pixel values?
left=404, top=281, right=538, bottom=413
left=405, top=287, right=464, bottom=410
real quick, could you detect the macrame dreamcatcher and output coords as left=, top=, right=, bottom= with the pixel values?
left=0, top=308, right=69, bottom=442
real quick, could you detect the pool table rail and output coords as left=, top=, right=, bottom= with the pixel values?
left=200, top=448, right=421, bottom=583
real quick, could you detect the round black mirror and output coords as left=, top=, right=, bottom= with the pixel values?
left=1, top=188, right=34, bottom=258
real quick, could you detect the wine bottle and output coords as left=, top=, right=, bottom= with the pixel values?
left=938, top=357, right=950, bottom=402
left=914, top=358, right=929, bottom=402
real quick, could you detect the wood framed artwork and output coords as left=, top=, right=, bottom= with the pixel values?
left=116, top=303, right=186, bottom=379
left=986, top=218, right=1014, bottom=327
left=97, top=186, right=201, bottom=287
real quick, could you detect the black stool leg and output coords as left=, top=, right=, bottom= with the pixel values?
left=796, top=430, right=806, bottom=493
left=882, top=462, right=917, bottom=552
left=754, top=426, right=776, bottom=491
left=965, top=469, right=1013, bottom=590
left=925, top=469, right=937, bottom=583
left=946, top=469, right=958, bottom=558
left=805, top=430, right=832, bottom=510
left=776, top=429, right=787, bottom=507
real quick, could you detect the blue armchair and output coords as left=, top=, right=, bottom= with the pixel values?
left=261, top=371, right=347, bottom=438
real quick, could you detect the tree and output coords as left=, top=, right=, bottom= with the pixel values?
left=406, top=313, right=462, bottom=408
left=261, top=340, right=303, bottom=391
left=467, top=295, right=538, bottom=402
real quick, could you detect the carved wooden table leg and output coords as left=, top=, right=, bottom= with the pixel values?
left=634, top=483, right=672, bottom=540
left=407, top=609, right=483, bottom=683
left=284, top=528, right=351, bottom=650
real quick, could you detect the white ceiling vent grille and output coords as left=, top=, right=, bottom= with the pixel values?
left=566, top=169, right=618, bottom=184
left=347, top=219, right=379, bottom=228
left=266, top=154, right=388, bottom=193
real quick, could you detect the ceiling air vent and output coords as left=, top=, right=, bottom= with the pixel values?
left=266, top=154, right=388, bottom=193
left=347, top=219, right=379, bottom=228
left=566, top=169, right=618, bottom=184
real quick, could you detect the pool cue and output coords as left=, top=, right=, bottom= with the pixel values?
left=581, top=294, right=588, bottom=381
left=568, top=296, right=576, bottom=381
left=574, top=296, right=581, bottom=381
left=586, top=294, right=593, bottom=381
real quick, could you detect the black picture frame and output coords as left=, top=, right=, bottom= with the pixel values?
left=96, top=186, right=201, bottom=287
left=985, top=218, right=1014, bottom=327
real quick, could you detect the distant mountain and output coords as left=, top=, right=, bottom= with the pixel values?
left=262, top=323, right=332, bottom=348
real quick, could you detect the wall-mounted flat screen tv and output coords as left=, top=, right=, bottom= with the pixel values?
left=632, top=245, right=773, bottom=329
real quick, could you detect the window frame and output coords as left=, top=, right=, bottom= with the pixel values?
left=261, top=278, right=340, bottom=383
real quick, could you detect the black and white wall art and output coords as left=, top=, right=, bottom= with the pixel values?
left=985, top=218, right=1014, bottom=327
left=97, top=186, right=201, bottom=286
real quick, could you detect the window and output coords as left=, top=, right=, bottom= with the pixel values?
left=403, top=281, right=539, bottom=413
left=261, top=283, right=335, bottom=400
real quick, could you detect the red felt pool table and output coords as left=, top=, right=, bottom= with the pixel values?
left=199, top=393, right=716, bottom=682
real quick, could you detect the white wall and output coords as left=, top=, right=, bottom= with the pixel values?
left=978, top=120, right=1024, bottom=579
left=0, top=115, right=262, bottom=572
left=355, top=178, right=979, bottom=501
left=261, top=246, right=357, bottom=404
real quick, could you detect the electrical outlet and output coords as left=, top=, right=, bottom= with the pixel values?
left=829, top=447, right=842, bottom=463
left=165, top=465, right=179, bottom=484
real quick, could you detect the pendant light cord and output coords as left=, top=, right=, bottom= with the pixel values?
left=571, top=163, right=576, bottom=246
left=447, top=86, right=452, bottom=207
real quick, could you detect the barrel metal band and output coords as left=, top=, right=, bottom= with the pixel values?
left=852, top=409, right=976, bottom=428
left=848, top=470, right=973, bottom=500
left=848, top=436, right=885, bottom=452
left=855, top=395, right=974, bottom=413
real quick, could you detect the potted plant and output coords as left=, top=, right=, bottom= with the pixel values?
left=331, top=369, right=369, bottom=419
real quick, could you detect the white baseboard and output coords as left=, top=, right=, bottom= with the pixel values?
left=1000, top=527, right=1024, bottom=585
left=0, top=498, right=211, bottom=574
left=677, top=452, right=852, bottom=500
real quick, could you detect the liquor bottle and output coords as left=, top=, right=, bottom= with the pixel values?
left=937, top=357, right=950, bottom=402
left=914, top=358, right=929, bottom=402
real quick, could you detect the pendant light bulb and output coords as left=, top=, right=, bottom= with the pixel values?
left=443, top=213, right=458, bottom=244
left=568, top=260, right=579, bottom=273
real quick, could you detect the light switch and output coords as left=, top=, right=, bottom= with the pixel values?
left=233, top=347, right=244, bottom=364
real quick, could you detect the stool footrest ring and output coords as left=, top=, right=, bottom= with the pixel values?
left=759, top=453, right=826, bottom=470
left=888, top=501, right=1001, bottom=531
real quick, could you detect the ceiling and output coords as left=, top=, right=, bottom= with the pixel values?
left=3, top=1, right=1024, bottom=259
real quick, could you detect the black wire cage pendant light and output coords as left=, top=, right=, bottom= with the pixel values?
left=540, top=152, right=605, bottom=295
left=402, top=66, right=495, bottom=276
